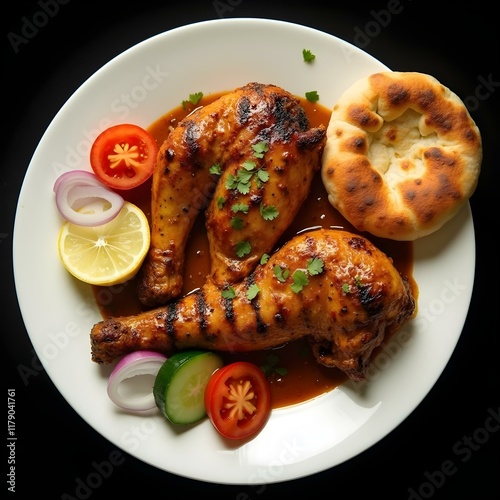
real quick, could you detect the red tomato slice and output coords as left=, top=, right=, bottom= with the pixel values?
left=90, top=124, right=158, bottom=190
left=204, top=361, right=271, bottom=440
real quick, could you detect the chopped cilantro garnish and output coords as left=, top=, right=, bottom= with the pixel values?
left=341, top=283, right=351, bottom=294
left=221, top=287, right=236, bottom=299
left=242, top=160, right=257, bottom=171
left=236, top=241, right=251, bottom=257
left=261, top=353, right=288, bottom=378
left=181, top=91, right=203, bottom=109
left=209, top=163, right=222, bottom=175
left=216, top=196, right=225, bottom=209
left=291, top=269, right=309, bottom=293
left=273, top=265, right=289, bottom=283
left=307, top=257, right=324, bottom=276
left=260, top=253, right=270, bottom=265
left=230, top=217, right=244, bottom=230
left=246, top=284, right=260, bottom=300
left=252, top=141, right=269, bottom=158
left=256, top=169, right=269, bottom=184
left=260, top=204, right=279, bottom=221
left=305, top=90, right=320, bottom=103
left=231, top=202, right=249, bottom=214
left=302, top=49, right=316, bottom=63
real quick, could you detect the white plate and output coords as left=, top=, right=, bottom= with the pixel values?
left=13, top=18, right=475, bottom=484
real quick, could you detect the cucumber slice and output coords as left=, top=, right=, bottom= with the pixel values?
left=153, top=350, right=224, bottom=425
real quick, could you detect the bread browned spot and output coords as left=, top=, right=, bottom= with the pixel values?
left=321, top=71, right=482, bottom=240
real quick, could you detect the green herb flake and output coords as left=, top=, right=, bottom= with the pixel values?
left=291, top=269, right=309, bottom=293
left=221, top=287, right=236, bottom=299
left=305, top=90, right=320, bottom=103
left=230, top=217, right=244, bottom=230
left=307, top=257, right=324, bottom=276
left=246, top=284, right=260, bottom=301
left=252, top=141, right=269, bottom=158
left=216, top=196, right=226, bottom=209
left=236, top=241, right=251, bottom=258
left=242, top=160, right=257, bottom=171
left=257, top=169, right=269, bottom=183
left=341, top=283, right=351, bottom=294
left=273, top=265, right=289, bottom=283
left=260, top=204, right=279, bottom=221
left=261, top=353, right=288, bottom=379
left=260, top=253, right=270, bottom=265
left=209, top=163, right=222, bottom=175
left=231, top=202, right=249, bottom=214
left=181, top=91, right=203, bottom=109
left=302, top=49, right=316, bottom=63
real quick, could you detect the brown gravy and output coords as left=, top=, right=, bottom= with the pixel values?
left=93, top=92, right=415, bottom=409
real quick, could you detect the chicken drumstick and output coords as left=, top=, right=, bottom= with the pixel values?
left=92, top=229, right=415, bottom=381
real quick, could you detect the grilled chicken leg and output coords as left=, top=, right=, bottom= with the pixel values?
left=92, top=229, right=415, bottom=381
left=137, top=82, right=326, bottom=308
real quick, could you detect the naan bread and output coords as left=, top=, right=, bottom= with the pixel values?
left=321, top=71, right=482, bottom=240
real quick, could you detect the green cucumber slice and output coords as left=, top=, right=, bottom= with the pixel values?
left=153, top=350, right=223, bottom=425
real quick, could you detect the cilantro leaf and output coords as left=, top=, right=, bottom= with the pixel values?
left=216, top=196, right=225, bottom=209
left=236, top=241, right=251, bottom=257
left=273, top=265, right=289, bottom=283
left=341, top=283, right=351, bottom=294
left=257, top=169, right=269, bottom=183
left=260, top=253, right=270, bottom=265
left=221, top=287, right=236, bottom=299
left=252, top=141, right=269, bottom=158
left=261, top=353, right=288, bottom=379
left=246, top=284, right=260, bottom=300
left=302, top=49, right=316, bottom=63
left=305, top=90, right=320, bottom=103
left=307, top=257, right=324, bottom=276
left=181, top=91, right=203, bottom=109
left=231, top=202, right=249, bottom=214
left=225, top=174, right=238, bottom=190
left=260, top=204, right=279, bottom=221
left=291, top=269, right=309, bottom=293
left=242, top=160, right=256, bottom=171
left=230, top=217, right=244, bottom=230
left=209, top=163, right=222, bottom=175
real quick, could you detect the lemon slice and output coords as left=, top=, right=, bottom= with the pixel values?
left=58, top=201, right=150, bottom=286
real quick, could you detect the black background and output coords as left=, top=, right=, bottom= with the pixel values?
left=3, top=1, right=499, bottom=498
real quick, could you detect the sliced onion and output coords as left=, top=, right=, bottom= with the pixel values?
left=53, top=170, right=124, bottom=226
left=106, top=351, right=168, bottom=412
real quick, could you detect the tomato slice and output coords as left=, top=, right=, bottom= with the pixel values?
left=204, top=361, right=271, bottom=440
left=90, top=124, right=158, bottom=190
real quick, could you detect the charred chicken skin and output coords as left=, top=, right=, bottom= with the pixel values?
left=92, top=229, right=415, bottom=381
left=137, top=82, right=326, bottom=308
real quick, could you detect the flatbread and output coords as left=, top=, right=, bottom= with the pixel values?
left=321, top=71, right=482, bottom=240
